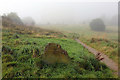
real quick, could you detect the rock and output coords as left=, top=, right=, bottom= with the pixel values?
left=42, top=43, right=70, bottom=64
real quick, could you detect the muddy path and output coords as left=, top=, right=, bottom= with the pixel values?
left=75, top=39, right=118, bottom=75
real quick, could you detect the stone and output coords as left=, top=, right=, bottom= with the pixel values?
left=42, top=43, right=70, bottom=64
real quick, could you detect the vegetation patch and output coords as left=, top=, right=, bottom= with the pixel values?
left=2, top=26, right=116, bottom=78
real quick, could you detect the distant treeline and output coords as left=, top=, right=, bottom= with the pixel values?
left=2, top=12, right=35, bottom=27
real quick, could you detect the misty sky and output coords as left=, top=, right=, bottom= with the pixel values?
left=0, top=0, right=118, bottom=24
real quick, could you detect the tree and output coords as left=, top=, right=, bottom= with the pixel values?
left=90, top=18, right=106, bottom=31
left=2, top=12, right=24, bottom=27
left=22, top=17, right=35, bottom=26
left=7, top=12, right=24, bottom=25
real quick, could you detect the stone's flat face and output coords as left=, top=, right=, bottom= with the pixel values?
left=42, top=43, right=70, bottom=64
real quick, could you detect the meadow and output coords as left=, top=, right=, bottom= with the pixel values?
left=39, top=24, right=118, bottom=63
left=2, top=26, right=117, bottom=78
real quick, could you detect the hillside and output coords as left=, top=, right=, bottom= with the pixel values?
left=2, top=25, right=116, bottom=78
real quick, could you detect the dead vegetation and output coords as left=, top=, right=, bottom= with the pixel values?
left=96, top=53, right=104, bottom=61
left=90, top=38, right=109, bottom=43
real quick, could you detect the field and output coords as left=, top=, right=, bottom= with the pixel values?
left=40, top=24, right=118, bottom=41
left=39, top=24, right=118, bottom=63
left=2, top=26, right=117, bottom=78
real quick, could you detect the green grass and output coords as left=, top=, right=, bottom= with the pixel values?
left=0, top=57, right=2, bottom=79
left=40, top=24, right=118, bottom=63
left=2, top=27, right=116, bottom=78
left=79, top=37, right=118, bottom=63
left=39, top=24, right=118, bottom=41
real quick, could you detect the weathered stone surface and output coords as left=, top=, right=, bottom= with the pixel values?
left=42, top=43, right=70, bottom=64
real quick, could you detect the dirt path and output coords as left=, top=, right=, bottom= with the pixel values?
left=75, top=39, right=118, bottom=75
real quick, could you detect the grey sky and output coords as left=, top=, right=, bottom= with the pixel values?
left=0, top=0, right=118, bottom=24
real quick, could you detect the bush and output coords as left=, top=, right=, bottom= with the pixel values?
left=90, top=18, right=106, bottom=31
left=2, top=12, right=24, bottom=27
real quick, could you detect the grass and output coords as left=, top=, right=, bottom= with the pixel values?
left=39, top=24, right=118, bottom=41
left=2, top=26, right=117, bottom=78
left=40, top=24, right=118, bottom=63
left=80, top=37, right=118, bottom=63
left=0, top=57, right=2, bottom=79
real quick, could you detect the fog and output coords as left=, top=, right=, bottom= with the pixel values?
left=0, top=0, right=118, bottom=24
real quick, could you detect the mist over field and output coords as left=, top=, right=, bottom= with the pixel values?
left=0, top=0, right=118, bottom=25
left=0, top=0, right=119, bottom=78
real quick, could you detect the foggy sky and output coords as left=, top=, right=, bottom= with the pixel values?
left=0, top=0, right=118, bottom=24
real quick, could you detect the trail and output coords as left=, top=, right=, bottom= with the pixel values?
left=75, top=39, right=118, bottom=75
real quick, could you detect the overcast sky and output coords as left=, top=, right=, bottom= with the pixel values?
left=0, top=0, right=118, bottom=24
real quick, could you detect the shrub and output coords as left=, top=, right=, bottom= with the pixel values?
left=90, top=18, right=106, bottom=31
